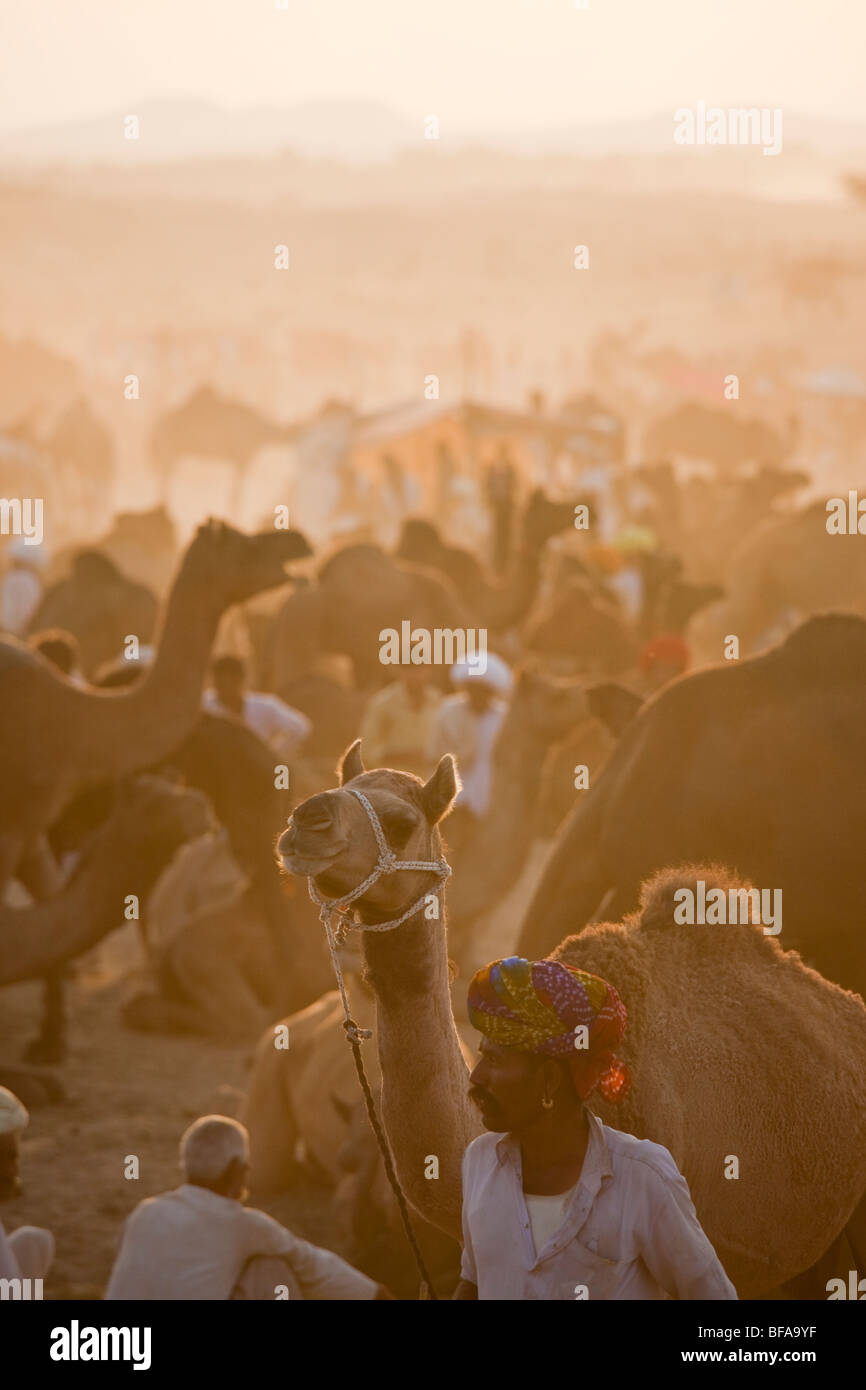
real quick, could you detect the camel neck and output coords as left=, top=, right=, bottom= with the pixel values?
left=80, top=555, right=225, bottom=777
left=361, top=893, right=450, bottom=1004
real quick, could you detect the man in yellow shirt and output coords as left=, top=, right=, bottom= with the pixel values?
left=360, top=666, right=443, bottom=778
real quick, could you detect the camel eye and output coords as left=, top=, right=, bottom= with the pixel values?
left=380, top=810, right=416, bottom=849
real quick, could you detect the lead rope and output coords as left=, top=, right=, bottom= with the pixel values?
left=304, top=788, right=451, bottom=1301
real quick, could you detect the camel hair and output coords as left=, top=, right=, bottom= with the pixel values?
left=0, top=518, right=312, bottom=903
left=280, top=741, right=866, bottom=1299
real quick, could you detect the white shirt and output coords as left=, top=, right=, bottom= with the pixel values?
left=1, top=567, right=41, bottom=635
left=203, top=690, right=312, bottom=757
left=460, top=1111, right=738, bottom=1300
left=0, top=1219, right=20, bottom=1280
left=525, top=1187, right=576, bottom=1257
left=428, top=695, right=506, bottom=816
left=104, top=1184, right=377, bottom=1301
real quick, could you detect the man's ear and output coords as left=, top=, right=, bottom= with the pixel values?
left=340, top=739, right=365, bottom=785
left=419, top=754, right=460, bottom=824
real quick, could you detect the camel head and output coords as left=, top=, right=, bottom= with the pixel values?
left=113, top=775, right=214, bottom=859
left=511, top=667, right=591, bottom=741
left=278, top=740, right=459, bottom=925
left=183, top=519, right=312, bottom=606
left=521, top=488, right=577, bottom=550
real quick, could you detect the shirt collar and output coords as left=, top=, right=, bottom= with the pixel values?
left=176, top=1183, right=240, bottom=1212
left=495, top=1108, right=614, bottom=1185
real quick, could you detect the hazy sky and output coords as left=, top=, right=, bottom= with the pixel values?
left=1, top=0, right=864, bottom=131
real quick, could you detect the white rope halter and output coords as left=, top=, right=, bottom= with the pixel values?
left=302, top=787, right=451, bottom=1042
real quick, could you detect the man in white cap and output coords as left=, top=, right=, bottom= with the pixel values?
left=0, top=540, right=43, bottom=636
left=105, top=1114, right=392, bottom=1300
left=428, top=654, right=511, bottom=845
left=0, top=1086, right=55, bottom=1288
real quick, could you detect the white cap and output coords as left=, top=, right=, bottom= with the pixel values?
left=451, top=651, right=511, bottom=694
left=0, top=1087, right=29, bottom=1135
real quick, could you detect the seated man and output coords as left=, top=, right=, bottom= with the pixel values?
left=203, top=656, right=312, bottom=763
left=0, top=1087, right=55, bottom=1293
left=454, top=957, right=737, bottom=1301
left=105, top=1114, right=391, bottom=1300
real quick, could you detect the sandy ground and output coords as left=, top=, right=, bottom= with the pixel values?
left=0, top=970, right=336, bottom=1300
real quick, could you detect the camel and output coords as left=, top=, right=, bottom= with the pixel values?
left=0, top=519, right=311, bottom=1057
left=96, top=506, right=179, bottom=597
left=332, top=1092, right=462, bottom=1298
left=46, top=399, right=115, bottom=523
left=150, top=385, right=296, bottom=512
left=643, top=401, right=791, bottom=473
left=689, top=500, right=866, bottom=661
left=395, top=489, right=576, bottom=632
left=518, top=613, right=866, bottom=1003
left=1, top=519, right=311, bottom=894
left=0, top=777, right=210, bottom=986
left=241, top=956, right=379, bottom=1195
left=279, top=747, right=866, bottom=1297
left=28, top=551, right=158, bottom=677
left=523, top=578, right=635, bottom=673
left=0, top=776, right=209, bottom=1105
left=270, top=544, right=471, bottom=693
left=46, top=674, right=333, bottom=1038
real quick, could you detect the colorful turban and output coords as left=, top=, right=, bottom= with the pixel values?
left=467, top=957, right=631, bottom=1104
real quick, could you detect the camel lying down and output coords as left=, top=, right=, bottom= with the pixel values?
left=281, top=746, right=866, bottom=1299
left=554, top=866, right=866, bottom=1297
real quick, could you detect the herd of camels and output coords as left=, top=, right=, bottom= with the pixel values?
left=3, top=477, right=866, bottom=1300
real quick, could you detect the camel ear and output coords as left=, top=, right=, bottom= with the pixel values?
left=419, top=754, right=460, bottom=824
left=586, top=683, right=643, bottom=739
left=340, top=739, right=365, bottom=785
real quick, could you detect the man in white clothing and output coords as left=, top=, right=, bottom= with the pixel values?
left=453, top=956, right=737, bottom=1301
left=427, top=655, right=510, bottom=842
left=0, top=1086, right=55, bottom=1295
left=105, top=1114, right=391, bottom=1301
left=203, top=655, right=311, bottom=761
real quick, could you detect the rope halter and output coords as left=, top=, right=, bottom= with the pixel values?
left=301, top=786, right=451, bottom=1041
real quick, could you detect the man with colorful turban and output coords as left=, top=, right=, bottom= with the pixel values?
left=453, top=957, right=736, bottom=1301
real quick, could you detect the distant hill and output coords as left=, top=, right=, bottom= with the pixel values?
left=2, top=98, right=866, bottom=168
left=0, top=99, right=419, bottom=165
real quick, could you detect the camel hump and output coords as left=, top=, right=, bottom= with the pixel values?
left=319, top=544, right=385, bottom=583
left=770, top=612, right=866, bottom=679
